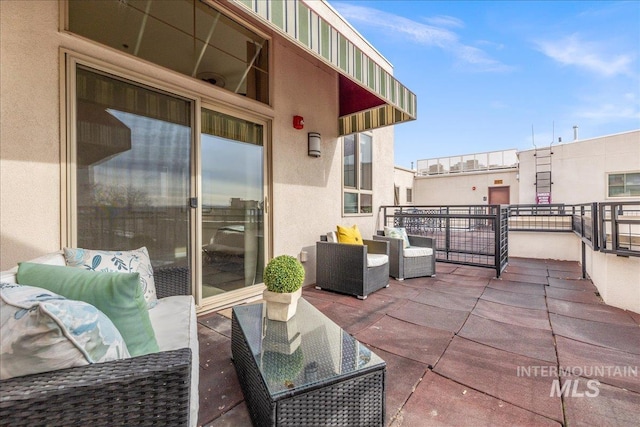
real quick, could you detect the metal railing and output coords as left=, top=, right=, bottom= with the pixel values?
left=599, top=201, right=640, bottom=257
left=417, top=149, right=518, bottom=176
left=507, top=204, right=572, bottom=232
left=570, top=203, right=598, bottom=250
left=379, top=205, right=509, bottom=277
left=378, top=201, right=638, bottom=280
left=507, top=201, right=638, bottom=258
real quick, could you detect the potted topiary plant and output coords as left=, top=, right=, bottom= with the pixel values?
left=262, top=347, right=304, bottom=388
left=262, top=255, right=305, bottom=321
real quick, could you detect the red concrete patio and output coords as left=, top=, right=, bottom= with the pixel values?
left=197, top=258, right=640, bottom=426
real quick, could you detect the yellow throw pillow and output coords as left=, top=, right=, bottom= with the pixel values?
left=336, top=224, right=364, bottom=245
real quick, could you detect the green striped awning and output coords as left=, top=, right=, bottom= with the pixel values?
left=230, top=0, right=417, bottom=135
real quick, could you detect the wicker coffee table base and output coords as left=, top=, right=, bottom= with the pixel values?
left=232, top=312, right=386, bottom=427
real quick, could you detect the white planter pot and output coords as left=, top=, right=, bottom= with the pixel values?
left=263, top=316, right=301, bottom=354
left=263, top=288, right=302, bottom=322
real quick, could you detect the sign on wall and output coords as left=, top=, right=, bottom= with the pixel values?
left=536, top=192, right=551, bottom=204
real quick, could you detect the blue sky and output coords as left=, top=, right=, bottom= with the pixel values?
left=330, top=1, right=640, bottom=169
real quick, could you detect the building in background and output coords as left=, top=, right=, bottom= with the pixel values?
left=411, top=130, right=639, bottom=206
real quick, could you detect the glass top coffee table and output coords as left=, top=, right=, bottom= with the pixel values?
left=231, top=298, right=386, bottom=427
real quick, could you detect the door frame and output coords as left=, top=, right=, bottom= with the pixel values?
left=195, top=102, right=272, bottom=313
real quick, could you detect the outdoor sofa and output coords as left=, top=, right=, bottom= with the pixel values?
left=0, top=251, right=199, bottom=426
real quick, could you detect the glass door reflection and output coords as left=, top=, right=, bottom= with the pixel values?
left=201, top=109, right=264, bottom=298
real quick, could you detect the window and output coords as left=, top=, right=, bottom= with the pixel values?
left=406, top=188, right=413, bottom=203
left=68, top=0, right=269, bottom=104
left=608, top=172, right=640, bottom=197
left=343, top=133, right=373, bottom=214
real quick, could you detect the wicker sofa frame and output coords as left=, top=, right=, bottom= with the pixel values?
left=315, top=237, right=389, bottom=299
left=0, top=267, right=193, bottom=426
left=374, top=232, right=436, bottom=280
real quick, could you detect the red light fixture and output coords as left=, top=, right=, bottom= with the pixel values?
left=293, top=115, right=304, bottom=129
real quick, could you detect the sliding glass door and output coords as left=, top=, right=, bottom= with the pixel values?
left=74, top=66, right=192, bottom=273
left=200, top=109, right=265, bottom=300
left=72, top=65, right=268, bottom=307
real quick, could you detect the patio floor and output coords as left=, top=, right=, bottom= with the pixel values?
left=196, top=257, right=640, bottom=426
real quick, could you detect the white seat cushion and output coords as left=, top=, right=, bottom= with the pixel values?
left=367, top=254, right=389, bottom=268
left=403, top=246, right=434, bottom=258
left=1, top=251, right=66, bottom=284
left=148, top=295, right=199, bottom=427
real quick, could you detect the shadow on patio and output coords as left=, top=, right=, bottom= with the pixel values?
left=197, top=258, right=640, bottom=426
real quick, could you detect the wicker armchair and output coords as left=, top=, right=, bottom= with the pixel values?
left=0, top=267, right=193, bottom=426
left=315, top=236, right=389, bottom=299
left=374, top=231, right=436, bottom=280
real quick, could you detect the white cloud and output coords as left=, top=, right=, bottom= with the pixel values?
left=534, top=34, right=635, bottom=77
left=334, top=3, right=511, bottom=72
left=476, top=40, right=505, bottom=51
left=423, top=15, right=464, bottom=29
left=575, top=103, right=640, bottom=121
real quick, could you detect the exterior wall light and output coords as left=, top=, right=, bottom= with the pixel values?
left=308, top=132, right=321, bottom=157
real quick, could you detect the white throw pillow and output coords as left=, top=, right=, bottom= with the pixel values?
left=64, top=246, right=158, bottom=309
left=0, top=283, right=130, bottom=380
left=384, top=226, right=410, bottom=249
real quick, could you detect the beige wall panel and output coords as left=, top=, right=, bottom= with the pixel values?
left=414, top=170, right=519, bottom=205
left=269, top=39, right=339, bottom=285
left=1, top=1, right=61, bottom=269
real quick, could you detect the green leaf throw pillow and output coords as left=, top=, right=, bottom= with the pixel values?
left=16, top=263, right=159, bottom=357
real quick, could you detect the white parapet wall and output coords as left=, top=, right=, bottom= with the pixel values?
left=509, top=231, right=581, bottom=261
left=510, top=231, right=640, bottom=313
left=586, top=249, right=640, bottom=314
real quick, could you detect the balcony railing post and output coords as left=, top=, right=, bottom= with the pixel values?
left=494, top=206, right=501, bottom=278
left=612, top=203, right=619, bottom=252
left=591, top=202, right=599, bottom=251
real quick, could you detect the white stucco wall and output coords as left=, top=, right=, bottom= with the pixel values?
left=413, top=169, right=519, bottom=205
left=393, top=166, right=415, bottom=205
left=586, top=249, right=640, bottom=313
left=270, top=38, right=395, bottom=285
left=0, top=0, right=397, bottom=287
left=518, top=130, right=640, bottom=204
left=1, top=1, right=63, bottom=268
